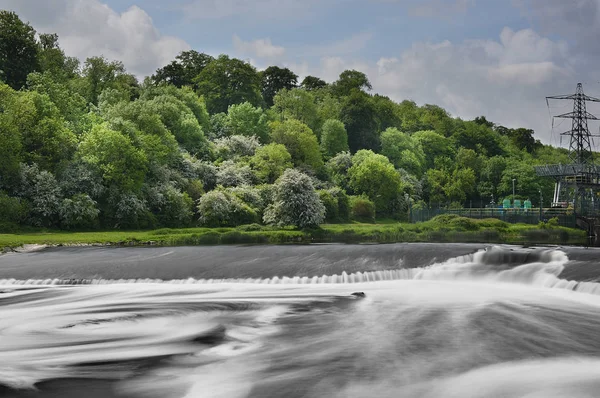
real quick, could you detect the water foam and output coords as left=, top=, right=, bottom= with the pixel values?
left=2, top=246, right=598, bottom=296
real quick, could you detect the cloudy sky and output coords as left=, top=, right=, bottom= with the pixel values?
left=2, top=0, right=600, bottom=146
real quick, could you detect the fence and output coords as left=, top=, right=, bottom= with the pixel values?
left=410, top=208, right=578, bottom=228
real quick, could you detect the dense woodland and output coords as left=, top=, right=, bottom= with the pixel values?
left=0, top=11, right=573, bottom=231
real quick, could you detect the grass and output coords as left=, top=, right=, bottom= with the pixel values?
left=0, top=215, right=588, bottom=250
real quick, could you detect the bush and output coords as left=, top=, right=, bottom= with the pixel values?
left=350, top=195, right=375, bottom=222
left=332, top=188, right=350, bottom=222
left=263, top=169, right=325, bottom=228
left=59, top=194, right=100, bottom=229
left=0, top=192, right=26, bottom=224
left=197, top=190, right=258, bottom=227
left=216, top=160, right=255, bottom=187
left=319, top=189, right=338, bottom=223
left=19, top=164, right=62, bottom=227
left=237, top=223, right=264, bottom=231
left=113, top=193, right=149, bottom=229
left=215, top=135, right=261, bottom=160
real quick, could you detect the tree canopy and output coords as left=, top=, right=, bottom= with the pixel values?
left=0, top=10, right=566, bottom=231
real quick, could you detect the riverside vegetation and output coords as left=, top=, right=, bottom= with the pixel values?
left=0, top=11, right=588, bottom=246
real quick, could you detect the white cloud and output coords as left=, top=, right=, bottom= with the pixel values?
left=232, top=35, right=285, bottom=59
left=408, top=0, right=476, bottom=17
left=299, top=27, right=575, bottom=144
left=0, top=0, right=190, bottom=78
left=301, top=32, right=374, bottom=58
left=180, top=0, right=322, bottom=20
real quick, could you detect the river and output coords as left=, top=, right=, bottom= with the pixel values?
left=1, top=243, right=600, bottom=398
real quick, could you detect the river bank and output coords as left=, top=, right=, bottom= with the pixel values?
left=0, top=216, right=588, bottom=251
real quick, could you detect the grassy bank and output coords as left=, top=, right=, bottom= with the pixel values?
left=0, top=215, right=588, bottom=250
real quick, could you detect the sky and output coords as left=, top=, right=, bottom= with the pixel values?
left=1, top=0, right=600, bottom=146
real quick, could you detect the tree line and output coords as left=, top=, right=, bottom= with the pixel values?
left=0, top=10, right=569, bottom=231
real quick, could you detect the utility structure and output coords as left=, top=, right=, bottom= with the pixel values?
left=535, top=83, right=600, bottom=217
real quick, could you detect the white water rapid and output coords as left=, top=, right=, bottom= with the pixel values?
left=1, top=245, right=600, bottom=398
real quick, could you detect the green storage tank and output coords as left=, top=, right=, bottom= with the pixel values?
left=524, top=199, right=532, bottom=209
left=503, top=198, right=511, bottom=209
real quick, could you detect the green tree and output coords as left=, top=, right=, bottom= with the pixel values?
left=443, top=168, right=476, bottom=203
left=332, top=70, right=371, bottom=96
left=340, top=90, right=379, bottom=152
left=413, top=130, right=455, bottom=170
left=263, top=168, right=325, bottom=228
left=326, top=151, right=353, bottom=190
left=272, top=88, right=318, bottom=132
left=227, top=102, right=270, bottom=142
left=0, top=11, right=39, bottom=89
left=78, top=123, right=148, bottom=193
left=37, top=33, right=79, bottom=81
left=261, top=66, right=298, bottom=107
left=380, top=127, right=425, bottom=176
left=77, top=56, right=139, bottom=106
left=250, top=143, right=293, bottom=183
left=27, top=72, right=87, bottom=132
left=372, top=94, right=402, bottom=131
left=194, top=55, right=262, bottom=114
left=420, top=104, right=454, bottom=136
left=153, top=50, right=214, bottom=88
left=320, top=119, right=349, bottom=158
left=301, top=75, right=327, bottom=90
left=143, top=93, right=210, bottom=156
left=270, top=119, right=323, bottom=172
left=348, top=150, right=403, bottom=214
left=5, top=89, right=77, bottom=171
left=0, top=84, right=23, bottom=189
left=478, top=156, right=507, bottom=200
left=452, top=121, right=504, bottom=157
left=396, top=100, right=423, bottom=134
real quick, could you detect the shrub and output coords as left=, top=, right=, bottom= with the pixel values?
left=0, top=192, right=26, bottom=224
left=215, top=135, right=261, bottom=160
left=216, top=160, right=255, bottom=187
left=197, top=190, right=257, bottom=227
left=319, top=189, right=339, bottom=223
left=263, top=169, right=325, bottom=228
left=350, top=195, right=375, bottom=222
left=59, top=194, right=100, bottom=229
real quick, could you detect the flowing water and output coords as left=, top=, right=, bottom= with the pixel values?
left=1, top=244, right=600, bottom=398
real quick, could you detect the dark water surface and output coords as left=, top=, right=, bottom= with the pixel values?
left=1, top=244, right=600, bottom=398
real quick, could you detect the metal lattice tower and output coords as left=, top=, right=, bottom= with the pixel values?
left=546, top=83, right=600, bottom=165
left=535, top=83, right=600, bottom=215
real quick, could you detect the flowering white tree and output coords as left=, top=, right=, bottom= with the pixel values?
left=263, top=169, right=325, bottom=228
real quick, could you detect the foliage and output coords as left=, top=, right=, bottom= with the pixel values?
left=59, top=194, right=100, bottom=229
left=350, top=195, right=376, bottom=222
left=263, top=169, right=325, bottom=228
left=250, top=143, right=293, bottom=183
left=0, top=11, right=38, bottom=89
left=0, top=11, right=581, bottom=232
left=340, top=90, right=379, bottom=152
left=348, top=150, right=403, bottom=214
left=380, top=127, right=425, bottom=176
left=270, top=119, right=323, bottom=172
left=216, top=160, right=255, bottom=187
left=215, top=135, right=261, bottom=160
left=226, top=102, right=269, bottom=142
left=197, top=190, right=257, bottom=227
left=272, top=88, right=319, bottom=132
left=78, top=123, right=148, bottom=193
left=194, top=55, right=262, bottom=114
left=18, top=163, right=62, bottom=227
left=261, top=66, right=298, bottom=107
left=320, top=119, right=349, bottom=159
